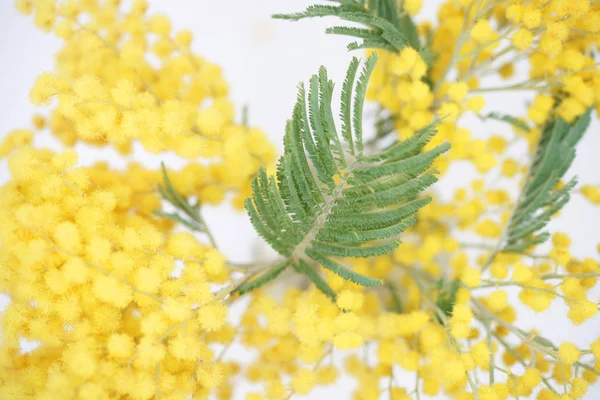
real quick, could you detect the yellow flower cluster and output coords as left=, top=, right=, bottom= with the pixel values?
left=20, top=0, right=276, bottom=207
left=0, top=146, right=243, bottom=399
left=369, top=0, right=600, bottom=177
left=1, top=0, right=600, bottom=399
left=368, top=47, right=433, bottom=135
left=368, top=46, right=491, bottom=176
left=361, top=0, right=600, bottom=398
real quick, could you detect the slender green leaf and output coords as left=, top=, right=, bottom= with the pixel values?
left=436, top=278, right=460, bottom=320
left=234, top=262, right=289, bottom=295
left=341, top=57, right=360, bottom=154
left=294, top=260, right=337, bottom=301
left=152, top=210, right=204, bottom=233
left=486, top=112, right=530, bottom=132
left=387, top=283, right=403, bottom=313
left=307, top=250, right=384, bottom=287
left=502, top=111, right=591, bottom=254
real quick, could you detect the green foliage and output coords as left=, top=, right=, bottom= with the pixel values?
left=153, top=209, right=204, bottom=233
left=245, top=56, right=448, bottom=298
left=154, top=163, right=216, bottom=247
left=154, top=163, right=206, bottom=232
left=367, top=109, right=396, bottom=145
left=241, top=105, right=249, bottom=127
left=435, top=278, right=460, bottom=320
left=485, top=112, right=530, bottom=132
left=273, top=0, right=421, bottom=52
left=387, top=283, right=403, bottom=313
left=233, top=261, right=290, bottom=296
left=293, top=260, right=337, bottom=300
left=502, top=110, right=591, bottom=253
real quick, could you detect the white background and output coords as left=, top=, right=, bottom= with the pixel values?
left=1, top=1, right=599, bottom=398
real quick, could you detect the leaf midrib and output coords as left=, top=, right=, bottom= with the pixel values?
left=290, top=159, right=358, bottom=264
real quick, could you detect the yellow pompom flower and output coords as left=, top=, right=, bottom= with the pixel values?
left=521, top=368, right=542, bottom=389
left=487, top=291, right=508, bottom=313
left=448, top=82, right=469, bottom=102
left=558, top=343, right=581, bottom=365
left=512, top=29, right=534, bottom=50
left=204, top=249, right=226, bottom=276
left=476, top=219, right=501, bottom=238
left=581, top=185, right=600, bottom=205
left=505, top=5, right=523, bottom=23
left=391, top=47, right=427, bottom=80
left=149, top=14, right=172, bottom=36
left=336, top=290, right=365, bottom=311
left=471, top=20, right=495, bottom=44
left=107, top=333, right=136, bottom=359
left=512, top=263, right=534, bottom=283
left=461, top=267, right=482, bottom=288
left=291, top=368, right=316, bottom=395
left=568, top=300, right=598, bottom=324
left=404, top=0, right=422, bottom=16
left=522, top=8, right=541, bottom=29
left=466, top=96, right=485, bottom=113
left=197, top=302, right=227, bottom=331
left=333, top=332, right=363, bottom=349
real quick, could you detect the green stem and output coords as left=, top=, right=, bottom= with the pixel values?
left=484, top=319, right=494, bottom=384
left=540, top=272, right=600, bottom=280
left=492, top=331, right=558, bottom=394
left=472, top=280, right=574, bottom=301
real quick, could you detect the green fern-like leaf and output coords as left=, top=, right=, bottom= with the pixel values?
left=233, top=261, right=290, bottom=296
left=154, top=163, right=217, bottom=247
left=387, top=282, right=403, bottom=313
left=273, top=0, right=421, bottom=52
left=245, top=56, right=449, bottom=298
left=435, top=278, right=460, bottom=320
left=155, top=163, right=205, bottom=231
left=502, top=110, right=591, bottom=253
left=485, top=112, right=530, bottom=132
